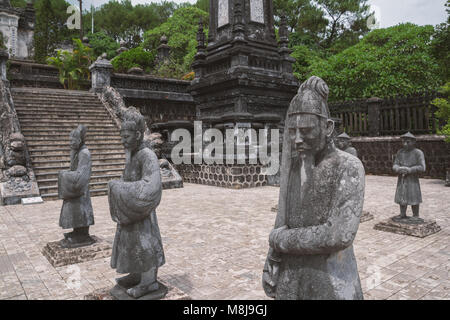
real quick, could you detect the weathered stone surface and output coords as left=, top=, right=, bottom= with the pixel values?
left=262, top=77, right=365, bottom=300
left=374, top=216, right=441, bottom=238
left=109, top=282, right=168, bottom=300
left=360, top=211, right=374, bottom=223
left=108, top=108, right=166, bottom=299
left=0, top=179, right=39, bottom=205
left=42, top=236, right=112, bottom=267
left=84, top=281, right=191, bottom=300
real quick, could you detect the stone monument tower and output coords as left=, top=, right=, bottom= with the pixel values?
left=187, top=0, right=298, bottom=188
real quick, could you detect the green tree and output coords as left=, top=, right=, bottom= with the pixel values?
left=274, top=0, right=372, bottom=55
left=111, top=47, right=155, bottom=73
left=86, top=31, right=119, bottom=60
left=142, top=6, right=208, bottom=74
left=47, top=38, right=93, bottom=90
left=306, top=23, right=443, bottom=102
left=84, top=0, right=177, bottom=48
left=432, top=83, right=450, bottom=142
left=430, top=0, right=450, bottom=81
left=10, top=0, right=27, bottom=8
left=34, top=0, right=77, bottom=63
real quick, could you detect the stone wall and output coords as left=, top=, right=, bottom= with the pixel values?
left=352, top=135, right=449, bottom=179
left=176, top=163, right=269, bottom=189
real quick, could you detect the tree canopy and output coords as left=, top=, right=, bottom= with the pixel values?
left=306, top=23, right=443, bottom=101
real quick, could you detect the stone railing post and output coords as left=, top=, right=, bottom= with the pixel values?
left=89, top=53, right=113, bottom=93
left=0, top=48, right=9, bottom=82
left=367, top=97, right=382, bottom=136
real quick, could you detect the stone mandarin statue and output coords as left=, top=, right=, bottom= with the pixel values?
left=108, top=107, right=165, bottom=299
left=262, top=76, right=365, bottom=300
left=336, top=132, right=358, bottom=157
left=58, top=124, right=95, bottom=248
left=392, top=132, right=426, bottom=221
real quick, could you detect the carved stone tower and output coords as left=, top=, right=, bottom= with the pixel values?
left=189, top=0, right=298, bottom=128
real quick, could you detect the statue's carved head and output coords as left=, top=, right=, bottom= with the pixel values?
left=336, top=132, right=351, bottom=150
left=120, top=107, right=146, bottom=151
left=70, top=124, right=87, bottom=150
left=400, top=132, right=416, bottom=151
left=286, top=76, right=334, bottom=158
left=8, top=132, right=25, bottom=152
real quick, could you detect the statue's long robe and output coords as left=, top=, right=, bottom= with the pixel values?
left=58, top=146, right=94, bottom=229
left=393, top=148, right=425, bottom=206
left=108, top=146, right=165, bottom=274
left=263, top=113, right=365, bottom=299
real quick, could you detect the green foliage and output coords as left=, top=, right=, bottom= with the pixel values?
left=432, top=83, right=450, bottom=142
left=34, top=0, right=78, bottom=63
left=46, top=38, right=93, bottom=90
left=10, top=0, right=27, bottom=8
left=430, top=1, right=450, bottom=81
left=86, top=32, right=119, bottom=60
left=0, top=32, right=6, bottom=50
left=84, top=0, right=178, bottom=48
left=306, top=23, right=443, bottom=102
left=142, top=6, right=209, bottom=75
left=291, top=44, right=324, bottom=81
left=274, top=0, right=372, bottom=55
left=111, top=47, right=155, bottom=73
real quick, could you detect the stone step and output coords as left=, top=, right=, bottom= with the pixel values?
left=19, top=119, right=116, bottom=126
left=38, top=181, right=116, bottom=196
left=21, top=123, right=117, bottom=130
left=12, top=87, right=95, bottom=96
left=15, top=107, right=107, bottom=115
left=34, top=161, right=125, bottom=172
left=14, top=101, right=103, bottom=107
left=26, top=138, right=122, bottom=146
left=27, top=142, right=124, bottom=150
left=17, top=113, right=111, bottom=120
left=22, top=128, right=119, bottom=135
left=41, top=188, right=108, bottom=201
left=37, top=173, right=122, bottom=188
left=36, top=168, right=124, bottom=180
left=31, top=152, right=125, bottom=162
left=29, top=146, right=124, bottom=156
left=32, top=157, right=125, bottom=167
left=24, top=135, right=122, bottom=141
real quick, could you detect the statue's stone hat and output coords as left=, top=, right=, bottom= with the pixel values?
left=337, top=132, right=351, bottom=139
left=400, top=132, right=416, bottom=140
left=288, top=76, right=330, bottom=119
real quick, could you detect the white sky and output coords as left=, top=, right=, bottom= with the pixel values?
left=68, top=0, right=448, bottom=28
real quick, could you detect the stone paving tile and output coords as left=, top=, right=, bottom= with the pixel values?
left=0, top=176, right=449, bottom=300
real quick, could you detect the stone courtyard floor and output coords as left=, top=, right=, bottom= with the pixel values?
left=0, top=175, right=448, bottom=300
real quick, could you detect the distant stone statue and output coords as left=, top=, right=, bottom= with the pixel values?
left=336, top=132, right=358, bottom=157
left=393, top=132, right=426, bottom=222
left=108, top=107, right=166, bottom=299
left=58, top=125, right=95, bottom=248
left=262, top=76, right=365, bottom=300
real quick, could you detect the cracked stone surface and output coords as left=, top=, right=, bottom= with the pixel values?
left=0, top=175, right=448, bottom=300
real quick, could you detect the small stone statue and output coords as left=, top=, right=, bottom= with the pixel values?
left=108, top=108, right=166, bottom=299
left=336, top=132, right=358, bottom=157
left=392, top=132, right=426, bottom=222
left=262, top=76, right=365, bottom=300
left=58, top=125, right=95, bottom=248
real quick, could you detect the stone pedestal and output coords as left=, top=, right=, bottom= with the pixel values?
left=0, top=180, right=40, bottom=205
left=374, top=216, right=441, bottom=238
left=360, top=211, right=374, bottom=223
left=109, top=282, right=168, bottom=300
left=89, top=56, right=113, bottom=93
left=42, top=236, right=112, bottom=267
left=84, top=281, right=191, bottom=300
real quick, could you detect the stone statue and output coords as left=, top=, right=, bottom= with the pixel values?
left=262, top=76, right=365, bottom=300
left=392, top=132, right=426, bottom=222
left=58, top=125, right=95, bottom=248
left=108, top=107, right=165, bottom=299
left=336, top=132, right=358, bottom=157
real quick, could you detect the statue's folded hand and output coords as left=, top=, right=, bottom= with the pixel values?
left=269, top=225, right=289, bottom=252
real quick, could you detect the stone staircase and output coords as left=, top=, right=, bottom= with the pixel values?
left=11, top=87, right=125, bottom=201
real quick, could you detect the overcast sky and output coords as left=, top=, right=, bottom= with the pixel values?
left=68, top=0, right=448, bottom=28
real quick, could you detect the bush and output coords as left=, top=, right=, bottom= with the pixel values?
left=111, top=47, right=155, bottom=73
left=432, top=82, right=450, bottom=142
left=86, top=32, right=120, bottom=60
left=307, top=23, right=444, bottom=102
